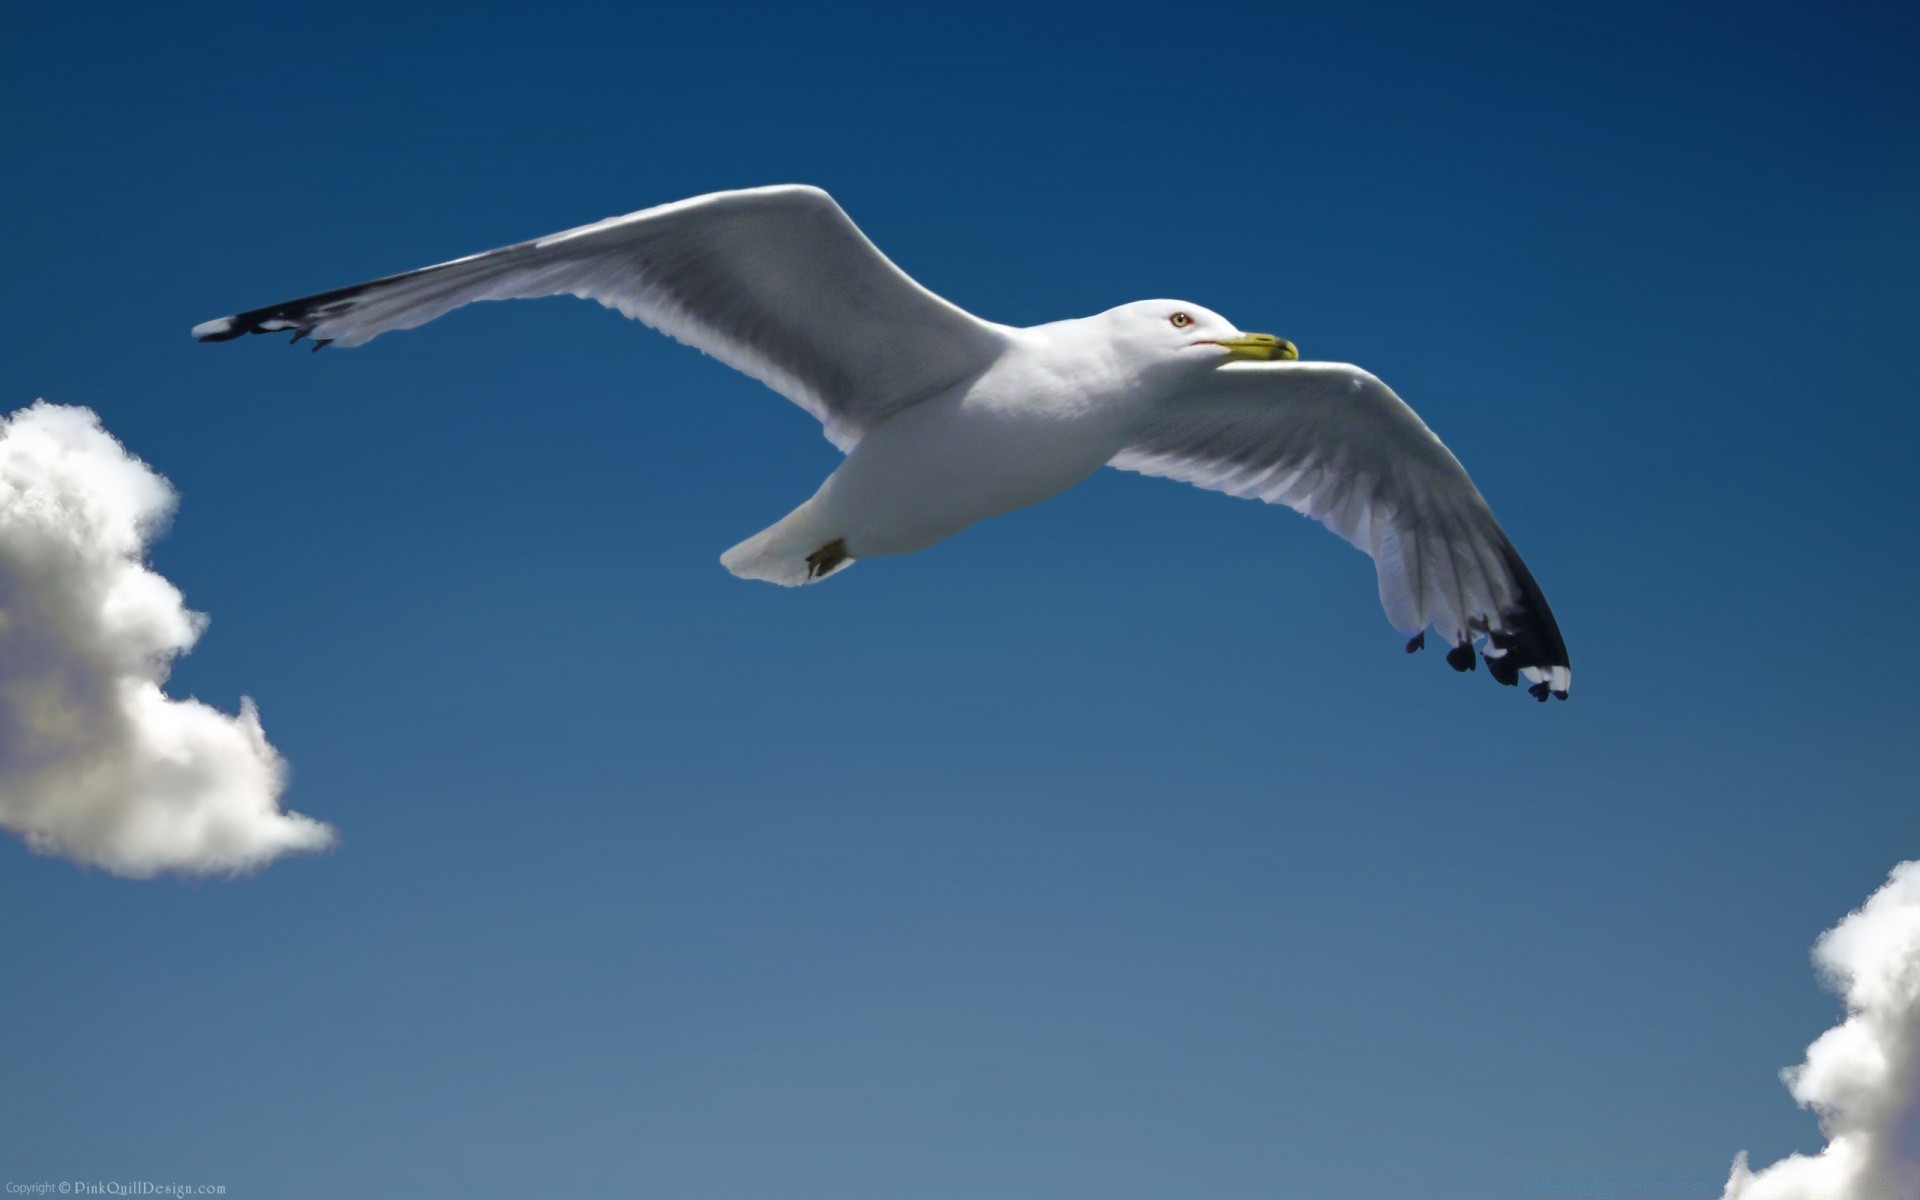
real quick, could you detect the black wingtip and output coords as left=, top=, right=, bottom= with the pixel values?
left=1486, top=651, right=1519, bottom=687
left=1405, top=536, right=1571, bottom=703
left=192, top=271, right=390, bottom=351
left=194, top=322, right=246, bottom=343
left=1483, top=539, right=1571, bottom=702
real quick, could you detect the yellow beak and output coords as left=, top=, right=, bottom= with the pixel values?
left=1216, top=333, right=1299, bottom=361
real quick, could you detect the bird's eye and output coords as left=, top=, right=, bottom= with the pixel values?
left=1169, top=312, right=1194, bottom=329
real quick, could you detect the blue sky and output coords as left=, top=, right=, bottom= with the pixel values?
left=2, top=1, right=1916, bottom=1196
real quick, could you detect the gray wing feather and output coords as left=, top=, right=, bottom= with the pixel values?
left=194, top=185, right=1007, bottom=450
left=1111, top=361, right=1570, bottom=699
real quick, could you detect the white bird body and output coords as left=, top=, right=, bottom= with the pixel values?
left=735, top=314, right=1177, bottom=576
left=196, top=184, right=1573, bottom=701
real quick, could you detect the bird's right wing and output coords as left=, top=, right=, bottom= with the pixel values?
left=193, top=185, right=1008, bottom=450
left=1112, top=361, right=1570, bottom=700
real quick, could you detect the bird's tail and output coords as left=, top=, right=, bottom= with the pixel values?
left=720, top=498, right=855, bottom=586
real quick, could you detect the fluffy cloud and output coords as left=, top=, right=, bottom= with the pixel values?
left=0, top=401, right=333, bottom=877
left=1723, top=862, right=1920, bottom=1200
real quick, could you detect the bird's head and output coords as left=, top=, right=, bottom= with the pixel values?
left=1102, top=300, right=1298, bottom=374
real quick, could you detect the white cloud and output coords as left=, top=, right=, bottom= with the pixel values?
left=1723, top=861, right=1920, bottom=1200
left=0, top=400, right=333, bottom=878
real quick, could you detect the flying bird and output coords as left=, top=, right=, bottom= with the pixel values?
left=195, top=185, right=1570, bottom=700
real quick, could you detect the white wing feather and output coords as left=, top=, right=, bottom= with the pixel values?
left=1111, top=361, right=1570, bottom=698
left=193, top=185, right=1008, bottom=450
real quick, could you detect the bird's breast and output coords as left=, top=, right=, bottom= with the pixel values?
left=816, top=365, right=1149, bottom=555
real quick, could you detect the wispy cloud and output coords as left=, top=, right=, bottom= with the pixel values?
left=0, top=401, right=333, bottom=877
left=1723, top=862, right=1920, bottom=1200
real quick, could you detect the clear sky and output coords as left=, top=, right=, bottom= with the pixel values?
left=2, top=2, right=1916, bottom=1197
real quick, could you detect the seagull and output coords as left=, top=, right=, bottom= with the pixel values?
left=195, top=185, right=1570, bottom=701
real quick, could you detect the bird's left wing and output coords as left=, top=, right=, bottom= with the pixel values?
left=1110, top=361, right=1570, bottom=700
left=193, top=185, right=1008, bottom=450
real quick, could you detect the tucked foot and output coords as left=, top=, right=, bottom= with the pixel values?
left=805, top=538, right=850, bottom=580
